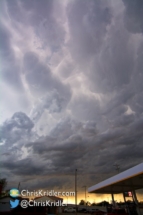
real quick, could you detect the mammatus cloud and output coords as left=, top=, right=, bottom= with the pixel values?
left=0, top=0, right=143, bottom=201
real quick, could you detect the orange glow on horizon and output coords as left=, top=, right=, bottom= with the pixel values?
left=63, top=193, right=143, bottom=204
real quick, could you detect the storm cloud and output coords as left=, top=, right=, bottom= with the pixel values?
left=0, top=0, right=143, bottom=201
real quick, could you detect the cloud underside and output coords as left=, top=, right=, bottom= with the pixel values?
left=0, top=0, right=143, bottom=194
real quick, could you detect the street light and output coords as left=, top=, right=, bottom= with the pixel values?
left=82, top=186, right=86, bottom=205
left=18, top=182, right=20, bottom=190
left=87, top=196, right=90, bottom=209
left=75, top=169, right=77, bottom=215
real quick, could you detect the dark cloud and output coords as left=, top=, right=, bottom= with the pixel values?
left=70, top=94, right=101, bottom=121
left=0, top=112, right=34, bottom=145
left=0, top=0, right=143, bottom=198
left=31, top=90, right=70, bottom=123
left=1, top=111, right=143, bottom=190
left=23, top=52, right=71, bottom=100
left=67, top=0, right=112, bottom=64
left=11, top=112, right=34, bottom=130
left=88, top=23, right=134, bottom=94
left=2, top=157, right=43, bottom=175
left=122, top=0, right=143, bottom=33
left=0, top=23, right=11, bottom=56
left=20, top=0, right=65, bottom=50
left=28, top=177, right=67, bottom=190
left=0, top=22, right=24, bottom=91
left=113, top=113, right=135, bottom=127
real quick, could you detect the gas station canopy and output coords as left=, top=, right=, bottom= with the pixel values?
left=88, top=163, right=143, bottom=194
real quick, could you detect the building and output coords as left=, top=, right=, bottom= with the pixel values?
left=34, top=195, right=64, bottom=214
left=88, top=162, right=143, bottom=215
left=0, top=196, right=13, bottom=212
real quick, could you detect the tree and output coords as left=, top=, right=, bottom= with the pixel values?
left=91, top=202, right=96, bottom=206
left=79, top=199, right=86, bottom=205
left=86, top=201, right=91, bottom=206
left=79, top=199, right=91, bottom=206
left=0, top=178, right=7, bottom=196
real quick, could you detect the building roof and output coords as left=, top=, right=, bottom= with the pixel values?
left=49, top=196, right=63, bottom=201
left=88, top=162, right=143, bottom=194
left=34, top=195, right=63, bottom=202
left=0, top=196, right=29, bottom=202
left=0, top=185, right=2, bottom=194
left=0, top=196, right=13, bottom=202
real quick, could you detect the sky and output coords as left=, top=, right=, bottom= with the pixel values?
left=0, top=0, right=143, bottom=203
